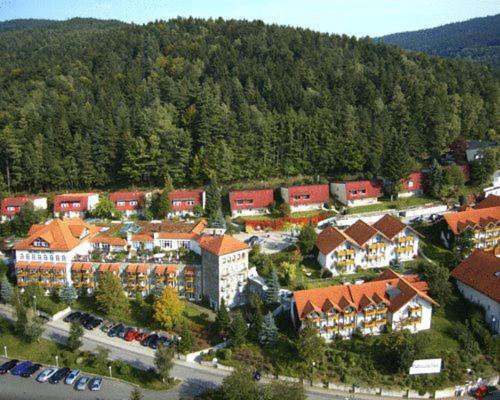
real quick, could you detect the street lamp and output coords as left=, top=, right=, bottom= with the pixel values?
left=32, top=295, right=37, bottom=313
left=55, top=355, right=59, bottom=368
left=108, top=365, right=112, bottom=378
left=311, top=361, right=316, bottom=383
left=3, top=346, right=7, bottom=358
left=176, top=336, right=182, bottom=360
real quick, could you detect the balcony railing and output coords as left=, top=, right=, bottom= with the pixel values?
left=337, top=259, right=355, bottom=267
left=376, top=307, right=388, bottom=314
left=364, top=309, right=376, bottom=317
left=364, top=320, right=376, bottom=329
left=342, top=322, right=355, bottom=330
left=374, top=319, right=387, bottom=326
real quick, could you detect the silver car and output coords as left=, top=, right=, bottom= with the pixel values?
left=89, top=376, right=103, bottom=391
left=64, top=369, right=80, bottom=385
left=75, top=376, right=90, bottom=391
left=36, top=368, right=57, bottom=383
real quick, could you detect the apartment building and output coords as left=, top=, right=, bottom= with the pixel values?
left=53, top=193, right=99, bottom=218
left=291, top=269, right=437, bottom=341
left=14, top=218, right=101, bottom=293
left=109, top=191, right=149, bottom=217
left=0, top=196, right=47, bottom=222
left=330, top=180, right=383, bottom=206
left=316, top=215, right=420, bottom=275
left=280, top=184, right=329, bottom=212
left=229, top=189, right=274, bottom=217
left=169, top=190, right=206, bottom=217
left=442, top=206, right=500, bottom=252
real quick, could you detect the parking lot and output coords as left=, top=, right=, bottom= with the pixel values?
left=233, top=231, right=297, bottom=254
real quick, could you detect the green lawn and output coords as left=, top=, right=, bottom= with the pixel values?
left=0, top=319, right=175, bottom=390
left=346, top=196, right=437, bottom=215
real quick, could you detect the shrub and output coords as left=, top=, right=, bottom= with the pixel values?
left=216, top=348, right=232, bottom=360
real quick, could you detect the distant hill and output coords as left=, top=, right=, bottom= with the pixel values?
left=377, top=14, right=500, bottom=67
left=0, top=18, right=126, bottom=32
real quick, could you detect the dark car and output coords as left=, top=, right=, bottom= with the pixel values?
left=141, top=333, right=157, bottom=347
left=157, top=336, right=170, bottom=348
left=11, top=361, right=32, bottom=376
left=48, top=367, right=71, bottom=384
left=83, top=316, right=102, bottom=330
left=21, top=363, right=41, bottom=378
left=0, top=359, right=19, bottom=374
left=63, top=311, right=82, bottom=323
left=107, top=323, right=124, bottom=337
left=148, top=334, right=160, bottom=349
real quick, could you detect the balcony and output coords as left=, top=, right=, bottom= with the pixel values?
left=185, top=276, right=194, bottom=282
left=41, top=281, right=52, bottom=288
left=16, top=270, right=27, bottom=277
left=374, top=319, right=387, bottom=326
left=336, top=249, right=355, bottom=257
left=401, top=316, right=421, bottom=326
left=376, top=307, right=388, bottom=314
left=127, top=275, right=137, bottom=282
left=326, top=325, right=339, bottom=333
left=396, top=245, right=413, bottom=254
left=364, top=309, right=376, bottom=317
left=137, top=274, right=147, bottom=281
left=52, top=281, right=64, bottom=288
left=342, top=322, right=355, bottom=330
left=367, top=243, right=385, bottom=251
left=364, top=320, right=376, bottom=329
left=83, top=281, right=94, bottom=288
left=185, top=286, right=194, bottom=293
left=409, top=305, right=422, bottom=314
left=336, top=259, right=354, bottom=268
left=17, top=281, right=28, bottom=287
left=343, top=311, right=355, bottom=318
left=82, top=272, right=93, bottom=279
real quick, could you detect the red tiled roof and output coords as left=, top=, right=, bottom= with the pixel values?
left=169, top=190, right=204, bottom=212
left=293, top=269, right=437, bottom=320
left=0, top=196, right=42, bottom=216
left=109, top=191, right=145, bottom=211
left=199, top=235, right=249, bottom=256
left=90, top=235, right=127, bottom=246
left=284, top=184, right=329, bottom=205
left=443, top=206, right=500, bottom=235
left=475, top=195, right=500, bottom=210
left=54, top=193, right=96, bottom=212
left=344, top=220, right=379, bottom=246
left=401, top=172, right=424, bottom=192
left=131, top=233, right=154, bottom=242
left=372, top=214, right=408, bottom=240
left=229, top=189, right=274, bottom=211
left=315, top=226, right=346, bottom=255
left=343, top=180, right=383, bottom=201
left=451, top=249, right=500, bottom=302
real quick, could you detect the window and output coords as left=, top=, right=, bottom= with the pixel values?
left=129, top=200, right=137, bottom=206
left=55, top=255, right=59, bottom=261
left=117, top=201, right=125, bottom=206
left=7, top=206, right=15, bottom=211
left=172, top=201, right=181, bottom=206
left=26, top=254, right=30, bottom=260
left=33, top=238, right=48, bottom=248
left=187, top=200, right=194, bottom=206
left=37, top=254, right=41, bottom=260
left=408, top=180, right=414, bottom=188
left=50, top=255, right=54, bottom=261
left=43, top=254, right=47, bottom=260
left=62, top=255, right=66, bottom=261
left=19, top=254, right=24, bottom=260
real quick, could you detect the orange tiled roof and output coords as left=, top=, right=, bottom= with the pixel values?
left=199, top=234, right=249, bottom=256
left=90, top=235, right=127, bottom=246
left=443, top=206, right=500, bottom=235
left=475, top=195, right=500, bottom=210
left=71, top=263, right=82, bottom=272
left=126, top=264, right=138, bottom=273
left=14, top=218, right=99, bottom=252
left=293, top=269, right=437, bottom=320
left=451, top=249, right=500, bottom=302
left=344, top=220, right=379, bottom=247
left=131, top=233, right=154, bottom=242
left=136, top=264, right=148, bottom=274
left=315, top=226, right=347, bottom=255
left=81, top=262, right=93, bottom=271
left=372, top=214, right=408, bottom=240
left=155, top=265, right=166, bottom=275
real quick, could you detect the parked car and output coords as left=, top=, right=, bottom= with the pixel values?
left=118, top=326, right=130, bottom=339
left=124, top=328, right=138, bottom=342
left=64, top=369, right=80, bottom=385
left=0, top=359, right=19, bottom=374
left=75, top=376, right=90, bottom=391
left=82, top=315, right=102, bottom=330
left=157, top=336, right=171, bottom=347
left=36, top=368, right=57, bottom=383
left=135, top=331, right=149, bottom=342
left=63, top=311, right=82, bottom=323
left=21, top=363, right=41, bottom=378
left=89, top=376, right=103, bottom=391
left=141, top=332, right=157, bottom=347
left=107, top=323, right=124, bottom=337
left=148, top=334, right=160, bottom=349
left=11, top=361, right=32, bottom=376
left=100, top=320, right=114, bottom=333
left=48, top=367, right=71, bottom=384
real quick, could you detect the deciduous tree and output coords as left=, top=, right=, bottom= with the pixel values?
left=153, top=287, right=184, bottom=330
left=95, top=273, right=130, bottom=319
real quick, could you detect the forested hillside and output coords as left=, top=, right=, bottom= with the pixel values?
left=0, top=17, right=498, bottom=194
left=378, top=14, right=500, bottom=67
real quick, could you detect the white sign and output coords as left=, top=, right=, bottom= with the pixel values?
left=409, top=359, right=442, bottom=375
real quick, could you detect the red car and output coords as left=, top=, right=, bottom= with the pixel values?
left=124, top=328, right=138, bottom=342
left=136, top=331, right=150, bottom=342
left=473, top=385, right=489, bottom=399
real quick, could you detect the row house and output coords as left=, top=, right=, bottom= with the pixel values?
left=442, top=206, right=500, bottom=252
left=14, top=218, right=100, bottom=287
left=15, top=262, right=67, bottom=294
left=291, top=269, right=437, bottom=341
left=229, top=189, right=274, bottom=217
left=316, top=215, right=420, bottom=275
left=330, top=180, right=383, bottom=207
left=53, top=193, right=99, bottom=218
left=451, top=250, right=500, bottom=334
left=280, top=184, right=330, bottom=212
left=0, top=196, right=47, bottom=222
left=109, top=191, right=150, bottom=217
left=168, top=190, right=205, bottom=217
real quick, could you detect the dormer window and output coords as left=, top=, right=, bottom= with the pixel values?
left=33, top=238, right=49, bottom=248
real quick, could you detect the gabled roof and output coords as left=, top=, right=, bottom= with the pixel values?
left=169, top=190, right=204, bottom=211
left=315, top=226, right=346, bottom=255
left=372, top=214, right=418, bottom=240
left=336, top=180, right=383, bottom=200
left=344, top=219, right=379, bottom=247
left=109, top=191, right=145, bottom=211
left=54, top=193, right=96, bottom=212
left=90, top=235, right=127, bottom=246
left=199, top=234, right=249, bottom=256
left=284, top=184, right=330, bottom=205
left=451, top=249, right=500, bottom=303
left=0, top=196, right=44, bottom=216
left=293, top=269, right=437, bottom=320
left=475, top=195, right=500, bottom=210
left=14, top=218, right=99, bottom=251
left=400, top=172, right=425, bottom=192
left=229, top=189, right=274, bottom=211
left=443, top=206, right=500, bottom=235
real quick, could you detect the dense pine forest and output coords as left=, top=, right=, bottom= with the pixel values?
left=0, top=17, right=498, bottom=194
left=378, top=14, right=500, bottom=68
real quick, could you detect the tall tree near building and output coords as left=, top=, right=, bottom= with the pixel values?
left=178, top=320, right=194, bottom=354
left=383, top=128, right=412, bottom=199
left=59, top=285, right=78, bottom=305
left=298, top=222, right=317, bottom=255
left=95, top=273, right=130, bottom=319
left=154, top=344, right=174, bottom=382
left=214, top=298, right=231, bottom=337
left=15, top=305, right=43, bottom=343
left=296, top=320, right=325, bottom=367
left=259, top=312, right=278, bottom=347
left=230, top=311, right=247, bottom=347
left=10, top=202, right=44, bottom=237
left=0, top=274, right=13, bottom=304
left=427, top=159, right=445, bottom=198
left=91, top=195, right=120, bottom=219
left=67, top=320, right=84, bottom=351
left=265, top=267, right=280, bottom=306
left=153, top=287, right=184, bottom=330
left=453, top=230, right=475, bottom=262
left=205, top=176, right=222, bottom=219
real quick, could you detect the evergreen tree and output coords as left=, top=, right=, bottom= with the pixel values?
left=296, top=320, right=325, bottom=367
left=154, top=344, right=174, bottom=382
left=0, top=274, right=13, bottom=304
left=265, top=268, right=280, bottom=306
left=15, top=305, right=43, bottom=343
left=178, top=320, right=194, bottom=354
left=427, top=159, right=445, bottom=198
left=453, top=229, right=475, bottom=262
left=129, top=387, right=144, bottom=400
left=67, top=320, right=84, bottom=351
left=205, top=177, right=222, bottom=220
left=214, top=298, right=231, bottom=337
left=297, top=222, right=317, bottom=255
left=259, top=312, right=278, bottom=346
left=59, top=285, right=78, bottom=305
left=383, top=128, right=412, bottom=198
left=229, top=311, right=247, bottom=347
left=249, top=305, right=264, bottom=342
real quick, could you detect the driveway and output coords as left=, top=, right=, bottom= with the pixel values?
left=233, top=231, right=297, bottom=254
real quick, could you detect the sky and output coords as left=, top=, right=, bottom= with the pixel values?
left=0, top=0, right=499, bottom=37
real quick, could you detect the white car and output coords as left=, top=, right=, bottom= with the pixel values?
left=36, top=368, right=57, bottom=383
left=89, top=376, right=103, bottom=391
left=75, top=376, right=90, bottom=391
left=64, top=369, right=80, bottom=385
